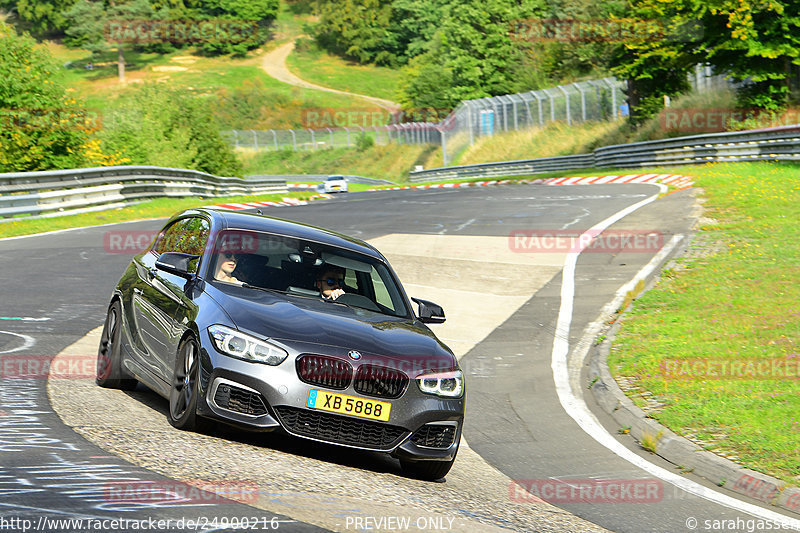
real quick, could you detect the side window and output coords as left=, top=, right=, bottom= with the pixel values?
left=152, top=217, right=210, bottom=272
left=371, top=266, right=394, bottom=310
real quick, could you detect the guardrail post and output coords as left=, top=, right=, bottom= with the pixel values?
left=250, top=129, right=258, bottom=150
left=327, top=127, right=333, bottom=148
left=309, top=129, right=315, bottom=150
left=291, top=129, right=297, bottom=151
left=270, top=129, right=277, bottom=150
left=344, top=127, right=351, bottom=146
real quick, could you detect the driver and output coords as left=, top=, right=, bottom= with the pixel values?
left=215, top=252, right=242, bottom=284
left=315, top=266, right=346, bottom=300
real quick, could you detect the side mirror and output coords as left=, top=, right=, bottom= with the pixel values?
left=155, top=252, right=199, bottom=279
left=412, top=297, right=446, bottom=324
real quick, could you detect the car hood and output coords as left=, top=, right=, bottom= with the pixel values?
left=207, top=285, right=457, bottom=369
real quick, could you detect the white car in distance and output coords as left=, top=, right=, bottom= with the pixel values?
left=322, top=175, right=349, bottom=193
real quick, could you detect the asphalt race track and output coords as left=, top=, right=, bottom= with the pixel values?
left=1, top=184, right=798, bottom=533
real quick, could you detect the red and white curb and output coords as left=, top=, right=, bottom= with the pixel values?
left=207, top=194, right=331, bottom=211
left=368, top=173, right=694, bottom=191
left=207, top=174, right=693, bottom=211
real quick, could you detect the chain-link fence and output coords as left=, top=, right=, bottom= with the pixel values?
left=224, top=77, right=626, bottom=161
left=225, top=69, right=742, bottom=166
left=435, top=78, right=626, bottom=164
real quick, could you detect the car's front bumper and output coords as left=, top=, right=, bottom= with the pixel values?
left=194, top=341, right=464, bottom=459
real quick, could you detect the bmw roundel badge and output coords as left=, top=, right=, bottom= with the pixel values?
left=348, top=350, right=362, bottom=360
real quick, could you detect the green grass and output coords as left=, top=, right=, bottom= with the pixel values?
left=45, top=40, right=370, bottom=130
left=0, top=190, right=324, bottom=239
left=239, top=143, right=440, bottom=182
left=285, top=39, right=402, bottom=103
left=608, top=162, right=800, bottom=483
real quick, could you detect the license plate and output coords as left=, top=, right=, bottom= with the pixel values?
left=307, top=390, right=391, bottom=422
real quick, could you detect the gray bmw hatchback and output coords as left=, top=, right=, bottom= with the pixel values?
left=97, top=208, right=464, bottom=480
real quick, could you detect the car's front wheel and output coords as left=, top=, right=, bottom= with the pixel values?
left=168, top=337, right=207, bottom=431
left=400, top=454, right=457, bottom=482
left=96, top=300, right=137, bottom=390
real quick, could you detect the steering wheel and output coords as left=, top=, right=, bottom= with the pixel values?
left=334, top=293, right=381, bottom=312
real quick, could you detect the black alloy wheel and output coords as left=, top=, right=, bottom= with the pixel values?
left=96, top=300, right=137, bottom=390
left=168, top=337, right=206, bottom=431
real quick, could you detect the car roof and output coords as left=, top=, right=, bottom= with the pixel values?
left=180, top=208, right=383, bottom=260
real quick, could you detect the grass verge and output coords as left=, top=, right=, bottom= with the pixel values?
left=0, top=191, right=322, bottom=239
left=608, top=161, right=800, bottom=484
left=286, top=38, right=402, bottom=103
left=239, top=144, right=440, bottom=182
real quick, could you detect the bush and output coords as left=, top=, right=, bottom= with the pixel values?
left=0, top=23, right=107, bottom=172
left=100, top=84, right=242, bottom=176
left=355, top=132, right=375, bottom=151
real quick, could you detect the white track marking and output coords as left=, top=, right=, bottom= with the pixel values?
left=550, top=184, right=800, bottom=527
left=0, top=331, right=36, bottom=354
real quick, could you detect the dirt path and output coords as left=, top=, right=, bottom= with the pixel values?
left=261, top=41, right=400, bottom=110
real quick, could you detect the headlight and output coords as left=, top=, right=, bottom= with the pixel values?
left=208, top=325, right=288, bottom=366
left=416, top=370, right=464, bottom=398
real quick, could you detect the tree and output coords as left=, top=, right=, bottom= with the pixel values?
left=612, top=0, right=800, bottom=120
left=8, top=0, right=79, bottom=35
left=0, top=23, right=93, bottom=171
left=314, top=0, right=395, bottom=64
left=63, top=0, right=154, bottom=82
left=195, top=0, right=279, bottom=56
left=397, top=0, right=547, bottom=111
left=99, top=84, right=242, bottom=176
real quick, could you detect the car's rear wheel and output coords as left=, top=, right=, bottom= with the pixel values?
left=96, top=300, right=137, bottom=390
left=400, top=454, right=457, bottom=482
left=169, top=337, right=207, bottom=431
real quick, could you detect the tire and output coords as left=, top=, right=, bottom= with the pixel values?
left=400, top=455, right=457, bottom=482
left=168, top=337, right=208, bottom=431
left=96, top=300, right=137, bottom=390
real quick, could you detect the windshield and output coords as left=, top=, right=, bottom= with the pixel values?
left=208, top=230, right=409, bottom=318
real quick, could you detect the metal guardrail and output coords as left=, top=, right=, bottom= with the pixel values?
left=0, top=166, right=287, bottom=220
left=409, top=125, right=800, bottom=182
left=246, top=174, right=396, bottom=185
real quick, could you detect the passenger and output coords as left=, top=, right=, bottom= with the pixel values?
left=215, top=252, right=242, bottom=284
left=315, top=267, right=346, bottom=300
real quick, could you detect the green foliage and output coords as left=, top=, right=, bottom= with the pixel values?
left=397, top=53, right=456, bottom=111
left=314, top=0, right=396, bottom=65
left=194, top=0, right=279, bottom=56
left=354, top=131, right=374, bottom=151
left=0, top=23, right=92, bottom=171
left=397, top=0, right=546, bottom=110
left=99, top=84, right=242, bottom=175
left=11, top=0, right=79, bottom=35
left=613, top=0, right=800, bottom=118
